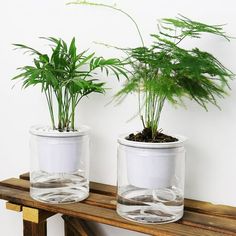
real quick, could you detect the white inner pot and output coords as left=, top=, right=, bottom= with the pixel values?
left=118, top=134, right=186, bottom=189
left=30, top=125, right=90, bottom=173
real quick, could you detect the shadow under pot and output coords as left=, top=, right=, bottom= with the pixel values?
left=29, top=125, right=90, bottom=204
left=117, top=134, right=186, bottom=224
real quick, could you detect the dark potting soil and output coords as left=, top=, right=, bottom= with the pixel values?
left=126, top=128, right=178, bottom=143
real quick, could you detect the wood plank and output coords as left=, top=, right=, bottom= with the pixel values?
left=62, top=215, right=95, bottom=236
left=64, top=222, right=78, bottom=236
left=18, top=173, right=236, bottom=220
left=23, top=220, right=47, bottom=236
left=185, top=198, right=236, bottom=220
left=2, top=178, right=29, bottom=191
left=90, top=181, right=116, bottom=196
left=180, top=210, right=236, bottom=234
left=20, top=173, right=29, bottom=180
left=2, top=178, right=236, bottom=220
left=1, top=178, right=236, bottom=234
left=0, top=185, right=231, bottom=236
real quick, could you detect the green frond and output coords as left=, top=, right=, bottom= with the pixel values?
left=12, top=37, right=129, bottom=131
left=161, top=14, right=231, bottom=41
left=67, top=1, right=234, bottom=139
left=115, top=15, right=234, bottom=137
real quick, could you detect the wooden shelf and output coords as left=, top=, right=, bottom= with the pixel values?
left=0, top=173, right=235, bottom=236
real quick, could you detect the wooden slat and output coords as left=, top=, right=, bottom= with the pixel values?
left=185, top=199, right=236, bottom=220
left=1, top=178, right=236, bottom=235
left=90, top=182, right=116, bottom=196
left=64, top=222, right=78, bottom=236
left=23, top=220, right=47, bottom=236
left=180, top=211, right=236, bottom=234
left=2, top=178, right=29, bottom=191
left=0, top=185, right=228, bottom=236
left=4, top=177, right=236, bottom=220
left=18, top=173, right=236, bottom=220
left=19, top=173, right=30, bottom=180
left=62, top=215, right=95, bottom=236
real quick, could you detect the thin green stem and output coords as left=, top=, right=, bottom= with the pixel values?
left=63, top=87, right=72, bottom=130
left=71, top=95, right=76, bottom=131
left=56, top=87, right=64, bottom=131
left=45, top=89, right=55, bottom=129
left=70, top=1, right=145, bottom=47
left=70, top=1, right=148, bottom=130
left=153, top=96, right=165, bottom=135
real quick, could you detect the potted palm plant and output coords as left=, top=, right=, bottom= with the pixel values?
left=13, top=37, right=126, bottom=204
left=72, top=1, right=234, bottom=223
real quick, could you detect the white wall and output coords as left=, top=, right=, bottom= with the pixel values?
left=0, top=0, right=236, bottom=235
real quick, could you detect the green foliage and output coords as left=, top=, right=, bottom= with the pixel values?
left=71, top=2, right=234, bottom=140
left=13, top=37, right=127, bottom=131
left=70, top=2, right=234, bottom=140
left=159, top=15, right=229, bottom=41
left=115, top=15, right=234, bottom=138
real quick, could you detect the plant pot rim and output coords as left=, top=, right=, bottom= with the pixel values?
left=29, top=125, right=90, bottom=137
left=118, top=133, right=187, bottom=149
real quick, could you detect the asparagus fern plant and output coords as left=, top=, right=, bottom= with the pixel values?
left=72, top=1, right=234, bottom=141
left=13, top=37, right=127, bottom=131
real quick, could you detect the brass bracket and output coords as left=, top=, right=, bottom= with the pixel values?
left=6, top=202, right=22, bottom=212
left=23, top=206, right=55, bottom=223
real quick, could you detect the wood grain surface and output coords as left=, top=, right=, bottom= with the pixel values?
left=0, top=174, right=235, bottom=236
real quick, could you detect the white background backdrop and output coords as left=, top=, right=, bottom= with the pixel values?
left=0, top=0, right=236, bottom=235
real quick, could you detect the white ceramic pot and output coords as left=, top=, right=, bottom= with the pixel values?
left=118, top=134, right=186, bottom=189
left=30, top=125, right=90, bottom=173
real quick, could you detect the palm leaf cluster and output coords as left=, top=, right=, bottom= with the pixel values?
left=115, top=16, right=234, bottom=138
left=13, top=37, right=127, bottom=131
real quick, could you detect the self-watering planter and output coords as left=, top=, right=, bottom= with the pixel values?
left=29, top=125, right=90, bottom=204
left=117, top=135, right=186, bottom=224
left=12, top=37, right=126, bottom=204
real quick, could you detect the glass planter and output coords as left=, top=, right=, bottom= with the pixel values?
left=29, top=125, right=90, bottom=204
left=117, top=135, right=186, bottom=224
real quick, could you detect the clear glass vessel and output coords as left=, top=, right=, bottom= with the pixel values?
left=29, top=125, right=90, bottom=204
left=117, top=135, right=186, bottom=224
